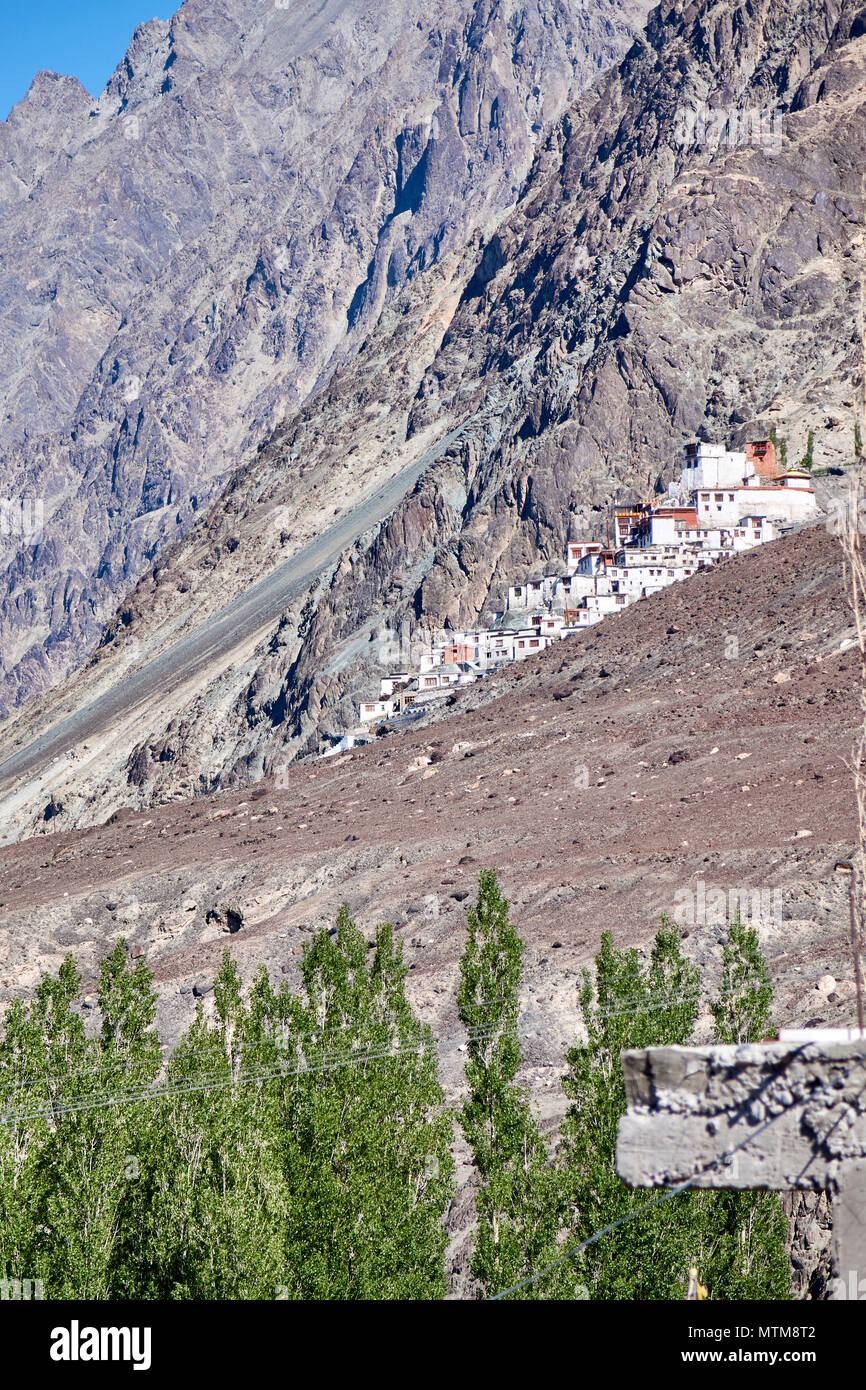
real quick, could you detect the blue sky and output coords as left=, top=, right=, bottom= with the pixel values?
left=2, top=4, right=176, bottom=120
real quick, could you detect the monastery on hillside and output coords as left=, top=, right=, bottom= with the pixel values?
left=357, top=438, right=817, bottom=726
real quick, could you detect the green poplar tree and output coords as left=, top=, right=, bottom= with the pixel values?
left=706, top=913, right=789, bottom=1299
left=0, top=960, right=86, bottom=1290
left=37, top=943, right=162, bottom=1299
left=558, top=924, right=702, bottom=1298
left=275, top=911, right=454, bottom=1298
left=458, top=870, right=562, bottom=1298
left=139, top=953, right=286, bottom=1299
left=0, top=945, right=162, bottom=1298
left=711, top=910, right=774, bottom=1044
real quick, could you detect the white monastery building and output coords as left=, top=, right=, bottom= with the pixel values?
left=357, top=437, right=819, bottom=725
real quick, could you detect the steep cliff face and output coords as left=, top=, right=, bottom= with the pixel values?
left=0, top=0, right=863, bottom=837
left=0, top=0, right=650, bottom=711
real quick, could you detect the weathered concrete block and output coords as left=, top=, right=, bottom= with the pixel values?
left=616, top=1040, right=866, bottom=1191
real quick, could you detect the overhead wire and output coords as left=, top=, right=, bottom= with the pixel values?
left=0, top=964, right=857, bottom=1111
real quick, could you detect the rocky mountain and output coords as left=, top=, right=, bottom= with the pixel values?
left=0, top=0, right=860, bottom=840
left=0, top=0, right=651, bottom=710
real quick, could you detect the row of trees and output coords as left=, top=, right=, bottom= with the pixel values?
left=0, top=872, right=789, bottom=1299
left=0, top=918, right=452, bottom=1298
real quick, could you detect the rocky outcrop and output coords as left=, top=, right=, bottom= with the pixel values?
left=784, top=1191, right=834, bottom=1299
left=0, top=72, right=91, bottom=204
left=0, top=0, right=651, bottom=711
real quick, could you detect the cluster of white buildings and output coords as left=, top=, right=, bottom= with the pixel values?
left=358, top=439, right=817, bottom=724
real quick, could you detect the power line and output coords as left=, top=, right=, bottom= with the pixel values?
left=0, top=974, right=760, bottom=1098
left=0, top=965, right=851, bottom=1105
left=1, top=1035, right=440, bottom=1125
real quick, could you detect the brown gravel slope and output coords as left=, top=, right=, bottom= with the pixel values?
left=0, top=522, right=857, bottom=1058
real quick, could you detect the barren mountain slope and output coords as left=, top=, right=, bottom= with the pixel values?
left=1, top=0, right=860, bottom=836
left=0, top=524, right=857, bottom=1295
left=0, top=0, right=651, bottom=710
